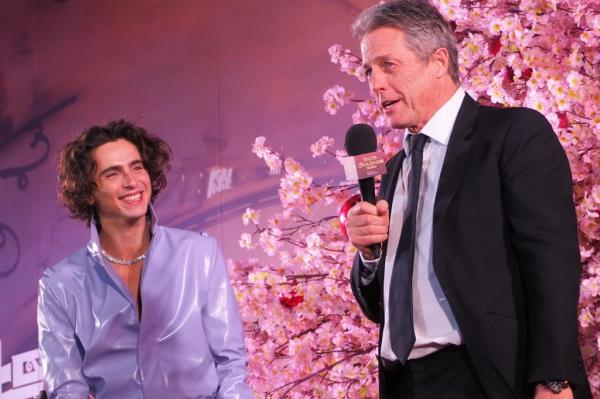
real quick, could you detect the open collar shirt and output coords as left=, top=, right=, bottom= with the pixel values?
left=380, top=88, right=466, bottom=361
left=38, top=207, right=252, bottom=398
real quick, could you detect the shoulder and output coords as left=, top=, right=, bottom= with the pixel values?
left=467, top=104, right=557, bottom=154
left=156, top=227, right=227, bottom=280
left=39, top=247, right=89, bottom=300
left=158, top=225, right=212, bottom=241
left=476, top=104, right=551, bottom=132
left=157, top=225, right=217, bottom=251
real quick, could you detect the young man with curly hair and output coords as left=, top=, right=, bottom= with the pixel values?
left=37, top=120, right=252, bottom=398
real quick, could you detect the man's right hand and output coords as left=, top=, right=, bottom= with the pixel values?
left=346, top=200, right=389, bottom=260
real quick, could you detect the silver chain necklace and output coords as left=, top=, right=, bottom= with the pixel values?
left=100, top=248, right=146, bottom=266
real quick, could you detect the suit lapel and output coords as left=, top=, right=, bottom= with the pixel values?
left=433, top=94, right=478, bottom=224
left=380, top=150, right=406, bottom=210
left=377, top=94, right=478, bottom=286
left=376, top=149, right=406, bottom=286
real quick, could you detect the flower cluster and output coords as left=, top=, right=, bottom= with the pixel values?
left=232, top=180, right=379, bottom=397
left=328, top=44, right=366, bottom=81
left=242, top=208, right=260, bottom=226
left=309, top=136, right=335, bottom=158
left=235, top=0, right=600, bottom=396
left=252, top=136, right=283, bottom=175
left=323, top=85, right=353, bottom=115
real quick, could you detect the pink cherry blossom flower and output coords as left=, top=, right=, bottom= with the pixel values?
left=251, top=136, right=268, bottom=158
left=328, top=44, right=343, bottom=64
left=264, top=153, right=282, bottom=175
left=242, top=208, right=260, bottom=225
left=310, top=136, right=335, bottom=158
left=239, top=233, right=254, bottom=250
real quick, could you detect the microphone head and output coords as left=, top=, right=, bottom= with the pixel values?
left=344, top=124, right=377, bottom=156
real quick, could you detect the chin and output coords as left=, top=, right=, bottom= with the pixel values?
left=123, top=206, right=149, bottom=220
left=389, top=120, right=409, bottom=130
left=123, top=214, right=148, bottom=225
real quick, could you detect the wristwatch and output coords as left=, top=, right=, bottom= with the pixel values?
left=538, top=380, right=570, bottom=394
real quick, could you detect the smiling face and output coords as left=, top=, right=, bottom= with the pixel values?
left=361, top=27, right=448, bottom=132
left=90, top=139, right=151, bottom=228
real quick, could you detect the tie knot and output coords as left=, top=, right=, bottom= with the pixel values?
left=407, top=133, right=428, bottom=155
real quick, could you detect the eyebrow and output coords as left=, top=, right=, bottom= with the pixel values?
left=99, top=160, right=144, bottom=176
left=362, top=54, right=392, bottom=70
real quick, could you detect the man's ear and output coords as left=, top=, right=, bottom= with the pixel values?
left=86, top=179, right=98, bottom=206
left=431, top=47, right=450, bottom=78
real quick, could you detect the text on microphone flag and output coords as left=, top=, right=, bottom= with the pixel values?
left=342, top=151, right=386, bottom=181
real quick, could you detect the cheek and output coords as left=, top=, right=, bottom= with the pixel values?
left=93, top=181, right=119, bottom=201
left=139, top=173, right=152, bottom=194
left=390, top=76, right=417, bottom=98
left=406, top=75, right=431, bottom=100
left=94, top=190, right=114, bottom=205
left=142, top=173, right=151, bottom=187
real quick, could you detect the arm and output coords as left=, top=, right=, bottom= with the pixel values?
left=202, top=239, right=253, bottom=399
left=347, top=200, right=389, bottom=323
left=37, top=276, right=90, bottom=398
left=500, top=109, right=582, bottom=388
left=350, top=252, right=383, bottom=323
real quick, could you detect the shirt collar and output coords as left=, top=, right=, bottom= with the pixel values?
left=86, top=204, right=158, bottom=258
left=403, top=87, right=465, bottom=151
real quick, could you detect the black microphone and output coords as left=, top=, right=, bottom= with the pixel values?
left=344, top=123, right=382, bottom=259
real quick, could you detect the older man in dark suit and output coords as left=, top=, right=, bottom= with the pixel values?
left=346, top=1, right=592, bottom=398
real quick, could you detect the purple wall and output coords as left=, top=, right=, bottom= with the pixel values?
left=0, top=0, right=372, bottom=395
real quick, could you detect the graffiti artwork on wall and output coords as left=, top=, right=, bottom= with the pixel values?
left=0, top=95, right=77, bottom=190
left=207, top=166, right=233, bottom=198
left=0, top=224, right=19, bottom=279
left=0, top=95, right=77, bottom=279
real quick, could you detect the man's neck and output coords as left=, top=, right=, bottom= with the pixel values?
left=98, top=216, right=150, bottom=259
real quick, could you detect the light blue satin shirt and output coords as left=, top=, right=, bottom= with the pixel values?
left=37, top=210, right=253, bottom=398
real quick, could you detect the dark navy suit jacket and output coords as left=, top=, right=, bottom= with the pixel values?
left=351, top=95, right=592, bottom=399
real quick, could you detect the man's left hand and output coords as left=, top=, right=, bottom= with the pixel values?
left=534, top=385, right=573, bottom=399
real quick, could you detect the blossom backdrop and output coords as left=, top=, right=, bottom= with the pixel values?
left=234, top=0, right=600, bottom=397
left=0, top=1, right=373, bottom=396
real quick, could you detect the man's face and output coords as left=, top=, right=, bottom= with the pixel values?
left=90, top=139, right=151, bottom=226
left=361, top=27, right=440, bottom=132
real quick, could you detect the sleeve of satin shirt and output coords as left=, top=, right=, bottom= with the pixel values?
left=37, top=276, right=90, bottom=398
left=202, top=238, right=254, bottom=399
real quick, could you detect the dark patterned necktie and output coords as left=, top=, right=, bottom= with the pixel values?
left=389, top=133, right=429, bottom=363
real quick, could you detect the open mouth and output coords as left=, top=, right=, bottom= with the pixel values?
left=120, top=192, right=143, bottom=204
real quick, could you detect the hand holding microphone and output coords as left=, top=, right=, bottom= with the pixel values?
left=343, top=124, right=389, bottom=260
left=347, top=200, right=389, bottom=260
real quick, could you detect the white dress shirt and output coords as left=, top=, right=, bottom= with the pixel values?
left=365, top=88, right=466, bottom=361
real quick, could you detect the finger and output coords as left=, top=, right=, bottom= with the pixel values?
left=350, top=233, right=389, bottom=248
left=346, top=213, right=388, bottom=228
left=376, top=200, right=389, bottom=217
left=348, top=201, right=378, bottom=217
left=348, top=222, right=389, bottom=235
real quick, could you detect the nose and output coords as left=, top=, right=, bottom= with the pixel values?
left=122, top=170, right=136, bottom=187
left=369, top=69, right=386, bottom=95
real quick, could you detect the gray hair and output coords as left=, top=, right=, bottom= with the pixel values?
left=353, top=0, right=460, bottom=84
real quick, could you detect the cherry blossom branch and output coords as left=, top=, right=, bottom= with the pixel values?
left=266, top=345, right=377, bottom=398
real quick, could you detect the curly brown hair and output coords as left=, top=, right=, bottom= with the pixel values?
left=58, top=120, right=172, bottom=223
